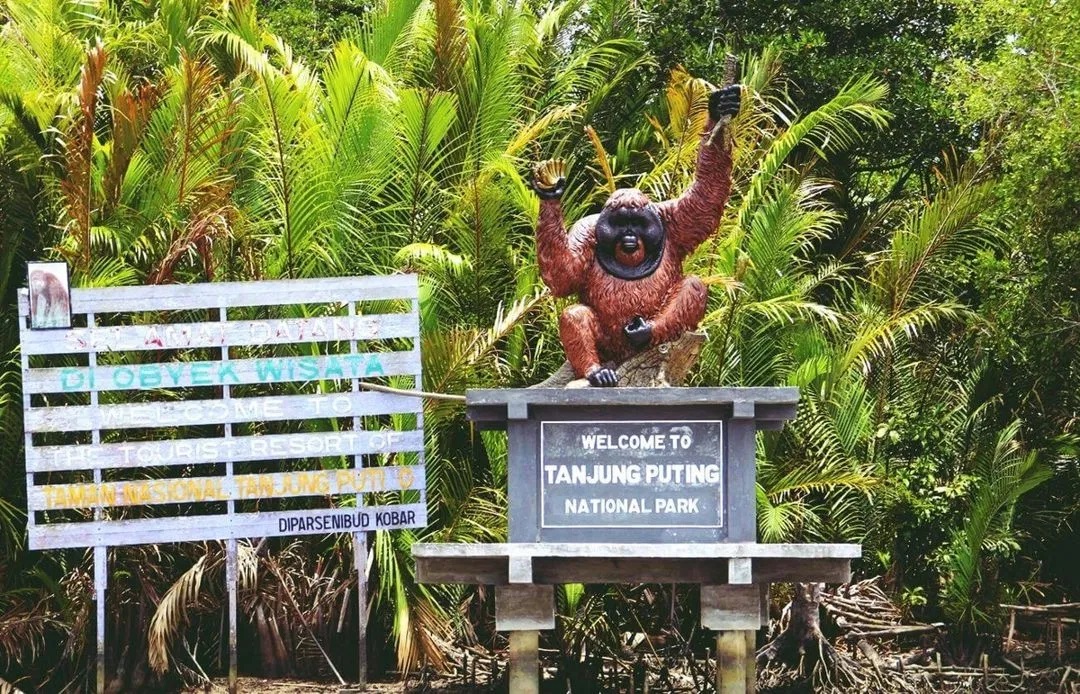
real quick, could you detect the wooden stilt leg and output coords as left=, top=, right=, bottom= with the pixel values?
left=95, top=547, right=106, bottom=694
left=509, top=631, right=539, bottom=694
left=717, top=631, right=747, bottom=694
left=744, top=630, right=756, bottom=694
left=226, top=539, right=238, bottom=694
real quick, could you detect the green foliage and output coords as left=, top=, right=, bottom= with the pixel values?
left=940, top=422, right=1051, bottom=633
left=0, top=0, right=1071, bottom=685
left=942, top=0, right=1080, bottom=599
left=641, top=0, right=964, bottom=220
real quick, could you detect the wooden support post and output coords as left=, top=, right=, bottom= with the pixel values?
left=95, top=546, right=106, bottom=694
left=220, top=306, right=239, bottom=694
left=744, top=630, right=756, bottom=694
left=355, top=531, right=368, bottom=689
left=350, top=299, right=369, bottom=691
left=701, top=584, right=759, bottom=694
left=716, top=630, right=747, bottom=694
left=90, top=312, right=106, bottom=694
left=496, top=584, right=552, bottom=693
left=226, top=538, right=238, bottom=694
left=509, top=631, right=540, bottom=694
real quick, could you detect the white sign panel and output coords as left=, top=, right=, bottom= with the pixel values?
left=18, top=275, right=427, bottom=550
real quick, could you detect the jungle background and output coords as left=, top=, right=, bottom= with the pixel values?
left=0, top=0, right=1076, bottom=690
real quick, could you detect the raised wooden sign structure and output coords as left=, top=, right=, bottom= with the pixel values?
left=414, top=387, right=860, bottom=694
left=19, top=275, right=426, bottom=693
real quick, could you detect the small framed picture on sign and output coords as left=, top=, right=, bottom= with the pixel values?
left=27, top=261, right=72, bottom=330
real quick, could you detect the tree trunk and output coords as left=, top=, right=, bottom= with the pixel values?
left=757, top=583, right=875, bottom=690
left=758, top=583, right=825, bottom=671
left=532, top=331, right=706, bottom=388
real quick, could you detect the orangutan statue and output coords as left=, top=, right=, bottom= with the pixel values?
left=531, top=84, right=741, bottom=387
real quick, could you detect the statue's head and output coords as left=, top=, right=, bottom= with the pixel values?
left=595, top=188, right=665, bottom=280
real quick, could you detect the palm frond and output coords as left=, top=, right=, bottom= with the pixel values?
left=734, top=75, right=890, bottom=237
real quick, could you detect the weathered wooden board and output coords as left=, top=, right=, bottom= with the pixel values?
left=17, top=275, right=420, bottom=314
left=28, top=429, right=423, bottom=472
left=19, top=275, right=427, bottom=551
left=412, top=542, right=862, bottom=560
left=29, top=503, right=429, bottom=549
left=20, top=313, right=417, bottom=356
left=29, top=465, right=425, bottom=510
left=24, top=351, right=419, bottom=393
left=26, top=391, right=421, bottom=433
left=412, top=542, right=861, bottom=585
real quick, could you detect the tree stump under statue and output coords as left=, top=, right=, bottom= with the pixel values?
left=532, top=331, right=707, bottom=388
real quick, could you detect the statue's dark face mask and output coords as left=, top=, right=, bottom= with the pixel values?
left=595, top=205, right=665, bottom=280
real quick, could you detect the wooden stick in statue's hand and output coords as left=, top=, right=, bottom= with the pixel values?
left=707, top=53, right=742, bottom=148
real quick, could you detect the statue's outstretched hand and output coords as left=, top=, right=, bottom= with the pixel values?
left=708, top=84, right=742, bottom=122
left=532, top=159, right=567, bottom=200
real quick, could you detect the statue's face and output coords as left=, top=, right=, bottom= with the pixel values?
left=595, top=190, right=665, bottom=280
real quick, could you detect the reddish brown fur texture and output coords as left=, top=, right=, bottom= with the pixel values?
left=536, top=115, right=733, bottom=379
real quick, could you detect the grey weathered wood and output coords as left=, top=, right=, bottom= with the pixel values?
left=752, top=558, right=851, bottom=584
left=24, top=351, right=419, bottom=393
left=534, top=557, right=727, bottom=584
left=468, top=387, right=800, bottom=407
left=413, top=543, right=857, bottom=586
left=412, top=543, right=858, bottom=585
left=729, top=557, right=753, bottom=585
left=18, top=275, right=419, bottom=316
left=354, top=532, right=368, bottom=690
left=30, top=502, right=428, bottom=549
left=468, top=387, right=799, bottom=431
left=20, top=276, right=427, bottom=694
left=20, top=312, right=418, bottom=355
left=347, top=299, right=369, bottom=691
left=508, top=555, right=533, bottom=584
left=29, top=465, right=425, bottom=510
left=415, top=556, right=508, bottom=585
left=412, top=542, right=861, bottom=560
left=725, top=418, right=756, bottom=542
left=701, top=585, right=761, bottom=630
left=28, top=429, right=423, bottom=472
left=25, top=391, right=421, bottom=433
left=469, top=387, right=797, bottom=543
left=508, top=418, right=540, bottom=543
left=226, top=538, right=238, bottom=694
left=416, top=555, right=853, bottom=585
left=496, top=584, right=554, bottom=631
left=95, top=546, right=106, bottom=694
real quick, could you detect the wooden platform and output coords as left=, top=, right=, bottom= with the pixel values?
left=413, top=542, right=860, bottom=586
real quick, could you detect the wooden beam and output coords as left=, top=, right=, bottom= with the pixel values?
left=495, top=585, right=554, bottom=631
left=701, top=585, right=761, bottom=630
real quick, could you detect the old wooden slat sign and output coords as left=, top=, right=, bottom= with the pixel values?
left=18, top=274, right=427, bottom=692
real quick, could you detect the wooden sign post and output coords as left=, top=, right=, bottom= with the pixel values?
left=414, top=387, right=860, bottom=694
left=19, top=276, right=428, bottom=693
